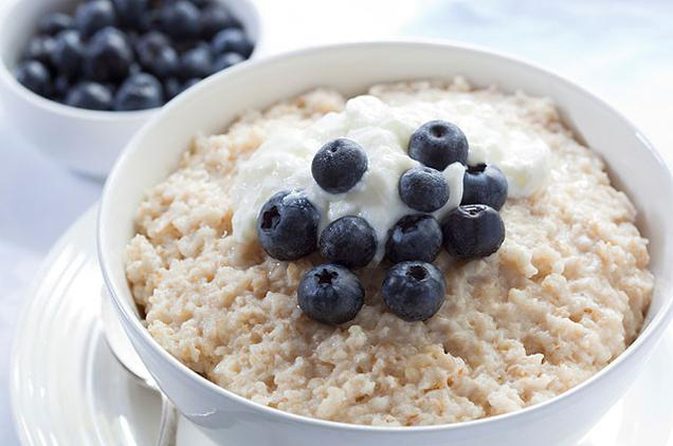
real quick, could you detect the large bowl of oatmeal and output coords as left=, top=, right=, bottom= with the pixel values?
left=98, top=42, right=673, bottom=446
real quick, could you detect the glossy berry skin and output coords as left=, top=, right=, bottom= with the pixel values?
left=112, top=0, right=147, bottom=29
left=65, top=82, right=113, bottom=110
left=50, top=30, right=84, bottom=78
left=385, top=214, right=442, bottom=263
left=211, top=28, right=253, bottom=57
left=14, top=61, right=51, bottom=97
left=75, top=0, right=117, bottom=38
left=461, top=163, right=508, bottom=211
left=408, top=120, right=469, bottom=170
left=128, top=61, right=142, bottom=76
left=114, top=72, right=163, bottom=110
left=181, top=77, right=201, bottom=91
left=319, top=216, right=377, bottom=269
left=311, top=138, right=368, bottom=194
left=37, top=13, right=73, bottom=36
left=213, top=52, right=243, bottom=72
left=178, top=46, right=212, bottom=79
left=23, top=36, right=55, bottom=68
left=164, top=77, right=201, bottom=100
left=136, top=32, right=178, bottom=79
left=187, top=0, right=210, bottom=7
left=84, top=27, right=134, bottom=82
left=441, top=204, right=505, bottom=260
left=137, top=8, right=161, bottom=33
left=200, top=3, right=237, bottom=39
left=163, top=77, right=181, bottom=100
left=398, top=166, right=449, bottom=212
left=133, top=31, right=168, bottom=64
left=53, top=75, right=71, bottom=100
left=160, top=1, right=200, bottom=40
left=382, top=261, right=446, bottom=322
left=179, top=77, right=201, bottom=94
left=298, top=264, right=364, bottom=325
left=135, top=30, right=169, bottom=51
left=257, top=191, right=320, bottom=261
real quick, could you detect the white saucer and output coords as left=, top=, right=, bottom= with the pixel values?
left=10, top=206, right=673, bottom=446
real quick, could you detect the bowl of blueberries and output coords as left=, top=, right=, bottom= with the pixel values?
left=0, top=0, right=261, bottom=179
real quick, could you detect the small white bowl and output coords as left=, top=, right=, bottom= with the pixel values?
left=99, top=42, right=673, bottom=446
left=0, top=0, right=262, bottom=179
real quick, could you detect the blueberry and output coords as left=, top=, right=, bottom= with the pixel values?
left=23, top=36, right=55, bottom=66
left=199, top=3, right=238, bottom=39
left=186, top=0, right=210, bottom=7
left=165, top=77, right=200, bottom=99
left=441, top=204, right=505, bottom=260
left=178, top=45, right=212, bottom=79
left=136, top=32, right=178, bottom=78
left=408, top=120, right=468, bottom=170
left=14, top=61, right=51, bottom=97
left=398, top=166, right=449, bottom=212
left=382, top=261, right=446, bottom=322
left=311, top=138, right=368, bottom=194
left=163, top=77, right=181, bottom=99
left=138, top=9, right=161, bottom=33
left=257, top=191, right=320, bottom=261
left=172, top=38, right=200, bottom=54
left=298, top=264, right=364, bottom=325
left=461, top=163, right=508, bottom=211
left=385, top=214, right=442, bottom=263
left=75, top=0, right=117, bottom=38
left=50, top=30, right=84, bottom=78
left=124, top=30, right=141, bottom=49
left=135, top=30, right=170, bottom=49
left=37, top=13, right=73, bottom=36
left=180, top=77, right=201, bottom=91
left=319, top=216, right=377, bottom=268
left=128, top=61, right=142, bottom=75
left=65, top=82, right=113, bottom=110
left=53, top=75, right=71, bottom=100
left=84, top=27, right=133, bottom=82
left=212, top=52, right=243, bottom=72
left=114, top=72, right=164, bottom=110
left=211, top=28, right=253, bottom=57
left=160, top=1, right=200, bottom=40
left=111, top=0, right=147, bottom=29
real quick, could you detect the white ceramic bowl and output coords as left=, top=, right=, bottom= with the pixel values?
left=0, top=0, right=262, bottom=179
left=98, top=42, right=673, bottom=446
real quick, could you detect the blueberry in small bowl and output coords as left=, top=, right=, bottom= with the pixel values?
left=0, top=0, right=261, bottom=178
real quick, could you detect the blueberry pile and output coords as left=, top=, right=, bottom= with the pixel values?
left=256, top=120, right=508, bottom=325
left=13, top=0, right=253, bottom=111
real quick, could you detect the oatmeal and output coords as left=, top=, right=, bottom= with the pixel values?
left=125, top=79, right=653, bottom=426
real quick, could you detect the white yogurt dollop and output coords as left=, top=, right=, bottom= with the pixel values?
left=230, top=93, right=550, bottom=261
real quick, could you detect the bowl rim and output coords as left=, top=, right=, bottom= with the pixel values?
left=0, top=0, right=263, bottom=121
left=98, top=39, right=673, bottom=433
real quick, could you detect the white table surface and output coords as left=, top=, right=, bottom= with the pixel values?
left=1, top=0, right=672, bottom=444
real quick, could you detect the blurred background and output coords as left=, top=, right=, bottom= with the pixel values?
left=1, top=0, right=671, bottom=443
